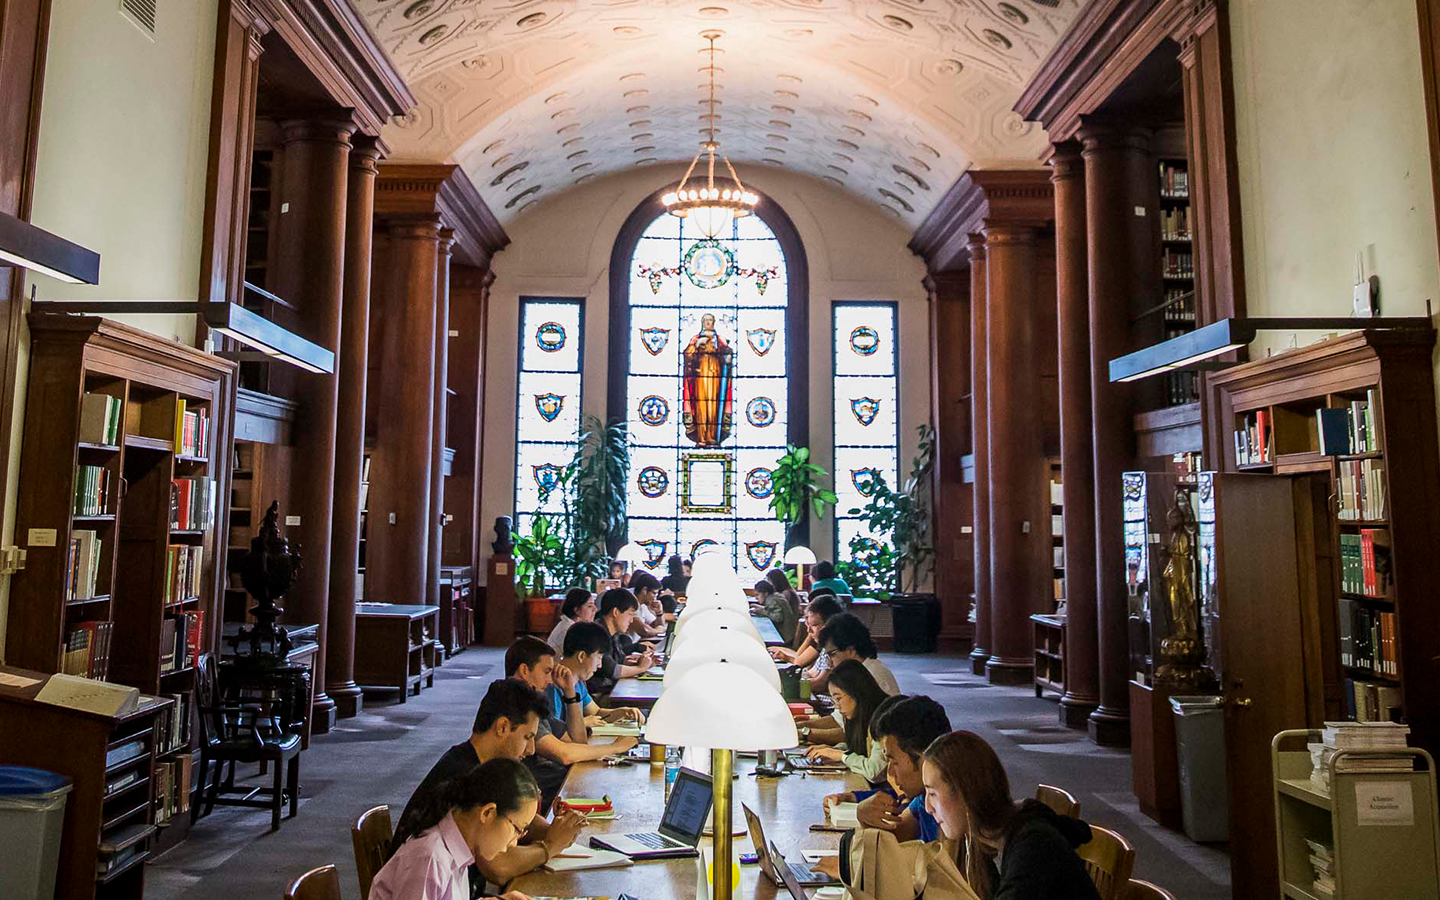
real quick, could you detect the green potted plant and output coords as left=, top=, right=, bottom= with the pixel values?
left=768, top=444, right=839, bottom=545
left=565, top=415, right=630, bottom=583
left=513, top=512, right=567, bottom=632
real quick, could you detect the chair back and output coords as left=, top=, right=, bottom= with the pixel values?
left=1077, top=824, right=1135, bottom=900
left=1035, top=784, right=1080, bottom=818
left=352, top=805, right=394, bottom=900
left=195, top=653, right=222, bottom=749
left=1125, top=879, right=1177, bottom=900
left=284, top=865, right=341, bottom=900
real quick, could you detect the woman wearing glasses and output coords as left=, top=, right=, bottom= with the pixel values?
left=372, top=758, right=543, bottom=900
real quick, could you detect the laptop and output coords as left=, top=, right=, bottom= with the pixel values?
left=743, top=803, right=840, bottom=887
left=590, top=766, right=712, bottom=859
left=772, top=842, right=816, bottom=900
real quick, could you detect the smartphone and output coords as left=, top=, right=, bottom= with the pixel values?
left=739, top=853, right=759, bottom=864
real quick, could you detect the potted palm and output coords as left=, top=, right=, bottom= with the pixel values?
left=768, top=444, right=838, bottom=548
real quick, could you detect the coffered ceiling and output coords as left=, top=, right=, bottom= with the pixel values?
left=357, top=0, right=1083, bottom=226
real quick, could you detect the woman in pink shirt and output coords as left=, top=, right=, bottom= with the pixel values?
left=371, top=758, right=541, bottom=900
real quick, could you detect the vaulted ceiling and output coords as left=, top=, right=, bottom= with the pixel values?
left=359, top=0, right=1083, bottom=226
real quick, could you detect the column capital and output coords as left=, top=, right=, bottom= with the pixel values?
left=983, top=223, right=1038, bottom=246
left=281, top=115, right=359, bottom=148
left=387, top=214, right=443, bottom=241
left=965, top=232, right=988, bottom=261
left=1077, top=119, right=1151, bottom=154
left=350, top=134, right=383, bottom=174
left=1048, top=141, right=1085, bottom=181
left=439, top=226, right=458, bottom=257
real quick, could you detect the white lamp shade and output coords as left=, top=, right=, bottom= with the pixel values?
left=673, top=606, right=762, bottom=640
left=682, top=595, right=751, bottom=618
left=664, top=629, right=781, bottom=690
left=682, top=580, right=750, bottom=614
left=615, top=542, right=647, bottom=564
left=671, top=622, right=764, bottom=658
left=689, top=550, right=737, bottom=581
left=782, top=545, right=817, bottom=566
left=645, top=661, right=798, bottom=750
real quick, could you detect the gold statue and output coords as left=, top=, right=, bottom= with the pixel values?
left=1155, top=488, right=1216, bottom=689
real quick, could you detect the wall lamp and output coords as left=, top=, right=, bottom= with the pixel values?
left=1108, top=315, right=1434, bottom=384
left=0, top=211, right=100, bottom=284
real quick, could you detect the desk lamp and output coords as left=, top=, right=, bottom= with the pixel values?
left=782, top=545, right=816, bottom=590
left=614, top=542, right=648, bottom=577
left=673, top=607, right=762, bottom=643
left=645, top=661, right=798, bottom=900
left=664, top=628, right=781, bottom=690
left=682, top=580, right=751, bottom=615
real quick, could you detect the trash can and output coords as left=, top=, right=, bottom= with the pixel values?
left=1170, top=695, right=1228, bottom=842
left=0, top=766, right=73, bottom=900
left=890, top=593, right=939, bottom=654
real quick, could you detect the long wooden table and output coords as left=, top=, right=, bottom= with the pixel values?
left=514, top=753, right=863, bottom=899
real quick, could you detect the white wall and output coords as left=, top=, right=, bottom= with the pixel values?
left=1230, top=0, right=1440, bottom=358
left=478, top=165, right=931, bottom=581
left=0, top=0, right=218, bottom=658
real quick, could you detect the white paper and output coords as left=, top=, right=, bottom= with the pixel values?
left=802, top=849, right=840, bottom=863
left=829, top=802, right=859, bottom=828
left=0, top=672, right=41, bottom=689
left=541, top=845, right=632, bottom=872
left=590, top=723, right=642, bottom=737
left=1356, top=781, right=1414, bottom=826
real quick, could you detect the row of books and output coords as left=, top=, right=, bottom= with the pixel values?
left=1234, top=410, right=1273, bottom=465
left=1339, top=529, right=1391, bottom=598
left=1161, top=248, right=1194, bottom=278
left=79, top=392, right=123, bottom=446
left=1052, top=546, right=1064, bottom=568
left=154, top=755, right=193, bottom=826
left=1304, top=839, right=1335, bottom=897
left=1337, top=458, right=1386, bottom=520
left=1337, top=599, right=1398, bottom=676
left=1163, top=370, right=1199, bottom=406
left=73, top=464, right=112, bottom=516
left=174, top=399, right=209, bottom=458
left=1340, top=680, right=1405, bottom=725
left=1162, top=288, right=1195, bottom=324
left=1052, top=576, right=1065, bottom=602
left=159, top=611, right=204, bottom=673
left=1159, top=205, right=1191, bottom=241
left=170, top=476, right=215, bottom=531
left=157, top=691, right=191, bottom=754
left=96, top=822, right=149, bottom=877
left=164, top=544, right=204, bottom=605
left=1308, top=721, right=1410, bottom=796
left=1158, top=162, right=1189, bottom=199
left=61, top=620, right=114, bottom=679
left=66, top=529, right=105, bottom=600
left=1315, top=392, right=1381, bottom=455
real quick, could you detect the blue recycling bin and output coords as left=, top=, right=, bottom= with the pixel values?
left=0, top=767, right=73, bottom=900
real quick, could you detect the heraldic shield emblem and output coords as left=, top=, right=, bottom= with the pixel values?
left=532, top=463, right=563, bottom=493
left=535, top=393, right=564, bottom=422
left=746, top=327, right=776, bottom=356
left=850, top=397, right=880, bottom=426
left=745, top=540, right=777, bottom=571
left=638, top=539, right=668, bottom=569
left=640, top=326, right=671, bottom=356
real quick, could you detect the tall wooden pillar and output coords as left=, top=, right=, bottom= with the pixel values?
left=367, top=216, right=440, bottom=605
left=445, top=265, right=493, bottom=574
left=1052, top=143, right=1100, bottom=728
left=325, top=135, right=380, bottom=719
left=928, top=272, right=974, bottom=647
left=269, top=116, right=354, bottom=731
left=1081, top=122, right=1152, bottom=746
left=983, top=224, right=1046, bottom=685
left=967, top=234, right=992, bottom=675
left=429, top=230, right=455, bottom=615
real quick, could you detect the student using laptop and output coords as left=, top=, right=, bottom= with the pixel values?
left=799, top=660, right=892, bottom=783
left=551, top=622, right=646, bottom=728
left=769, top=594, right=843, bottom=680
left=742, top=803, right=840, bottom=887
left=817, top=612, right=901, bottom=695
left=588, top=588, right=656, bottom=695
left=507, top=635, right=640, bottom=765
left=590, top=767, right=714, bottom=859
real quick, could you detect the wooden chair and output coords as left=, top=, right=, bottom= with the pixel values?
left=352, top=805, right=394, bottom=900
left=1124, top=879, right=1177, bottom=900
left=1035, top=784, right=1081, bottom=817
left=1077, top=824, right=1136, bottom=900
left=284, top=865, right=341, bottom=900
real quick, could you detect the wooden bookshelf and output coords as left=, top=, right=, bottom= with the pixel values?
left=1156, top=156, right=1196, bottom=407
left=7, top=314, right=236, bottom=863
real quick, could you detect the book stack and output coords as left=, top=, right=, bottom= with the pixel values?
left=73, top=464, right=111, bottom=516
left=158, top=691, right=191, bottom=753
left=174, top=399, right=209, bottom=457
left=1337, top=598, right=1398, bottom=675
left=164, top=544, right=204, bottom=604
left=153, top=755, right=192, bottom=826
left=1305, top=839, right=1335, bottom=897
left=170, top=476, right=214, bottom=531
left=1159, top=162, right=1189, bottom=198
left=1337, top=458, right=1386, bottom=520
left=61, top=620, right=114, bottom=679
left=1308, top=721, right=1411, bottom=795
left=78, top=392, right=122, bottom=445
left=1161, top=247, right=1193, bottom=278
left=65, top=529, right=104, bottom=600
left=1315, top=393, right=1380, bottom=455
left=1234, top=411, right=1273, bottom=465
left=1164, top=371, right=1198, bottom=406
left=1159, top=205, right=1190, bottom=240
left=159, top=611, right=204, bottom=672
left=1339, top=529, right=1391, bottom=597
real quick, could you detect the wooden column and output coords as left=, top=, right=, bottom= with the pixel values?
left=927, top=272, right=974, bottom=647
left=967, top=234, right=992, bottom=675
left=366, top=216, right=439, bottom=606
left=1081, top=122, right=1152, bottom=746
left=429, top=230, right=455, bottom=615
left=269, top=116, right=354, bottom=731
left=1051, top=143, right=1100, bottom=728
left=325, top=135, right=380, bottom=719
left=983, top=224, right=1045, bottom=685
left=445, top=265, right=493, bottom=573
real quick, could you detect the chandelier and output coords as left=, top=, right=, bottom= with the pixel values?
left=661, top=33, right=758, bottom=238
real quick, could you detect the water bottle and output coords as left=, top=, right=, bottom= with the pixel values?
left=664, top=745, right=682, bottom=800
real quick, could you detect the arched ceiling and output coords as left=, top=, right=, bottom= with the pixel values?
left=358, top=0, right=1084, bottom=226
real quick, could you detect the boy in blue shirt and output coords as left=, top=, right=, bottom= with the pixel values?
left=550, top=621, right=648, bottom=728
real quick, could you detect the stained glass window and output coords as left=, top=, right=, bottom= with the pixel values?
left=514, top=298, right=584, bottom=535
left=624, top=211, right=788, bottom=576
left=833, top=302, right=900, bottom=557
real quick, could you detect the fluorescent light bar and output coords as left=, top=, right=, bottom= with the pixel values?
left=206, top=300, right=333, bottom=374
left=0, top=212, right=100, bottom=284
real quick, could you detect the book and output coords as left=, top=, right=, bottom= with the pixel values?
left=79, top=393, right=121, bottom=445
left=543, top=845, right=632, bottom=872
left=1316, top=408, right=1351, bottom=456
left=38, top=673, right=139, bottom=717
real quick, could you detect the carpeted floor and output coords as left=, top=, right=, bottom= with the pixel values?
left=145, top=648, right=1231, bottom=900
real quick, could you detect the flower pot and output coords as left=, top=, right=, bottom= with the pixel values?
left=526, top=596, right=561, bottom=634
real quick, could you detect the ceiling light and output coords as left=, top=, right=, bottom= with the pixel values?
left=662, top=34, right=757, bottom=238
left=0, top=212, right=100, bottom=284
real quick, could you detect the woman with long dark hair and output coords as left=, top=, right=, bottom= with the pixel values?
left=922, top=731, right=1099, bottom=900
left=800, top=659, right=891, bottom=783
left=765, top=567, right=804, bottom=647
left=661, top=554, right=691, bottom=597
left=374, top=758, right=543, bottom=900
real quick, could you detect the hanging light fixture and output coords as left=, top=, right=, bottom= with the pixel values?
left=661, top=33, right=759, bottom=238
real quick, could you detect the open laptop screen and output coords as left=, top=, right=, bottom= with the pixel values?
left=658, top=767, right=713, bottom=843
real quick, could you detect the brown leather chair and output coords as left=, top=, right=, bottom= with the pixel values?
left=1125, top=879, right=1177, bottom=900
left=1077, top=824, right=1136, bottom=900
left=352, top=805, right=394, bottom=900
left=1035, top=784, right=1080, bottom=818
left=284, top=865, right=341, bottom=900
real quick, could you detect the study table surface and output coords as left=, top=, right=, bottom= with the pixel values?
left=513, top=754, right=864, bottom=899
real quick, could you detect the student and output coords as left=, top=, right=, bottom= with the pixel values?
left=395, top=680, right=584, bottom=886
left=506, top=636, right=639, bottom=765
left=661, top=554, right=691, bottom=596
left=587, top=588, right=655, bottom=695
left=546, top=588, right=595, bottom=655
left=769, top=593, right=842, bottom=670
left=798, top=659, right=891, bottom=783
left=820, top=695, right=952, bottom=848
left=819, top=612, right=901, bottom=695
left=923, top=731, right=1101, bottom=900
left=374, top=759, right=542, bottom=900
left=751, top=578, right=799, bottom=649
left=626, top=570, right=668, bottom=640
left=809, top=560, right=851, bottom=597
left=552, top=622, right=647, bottom=727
